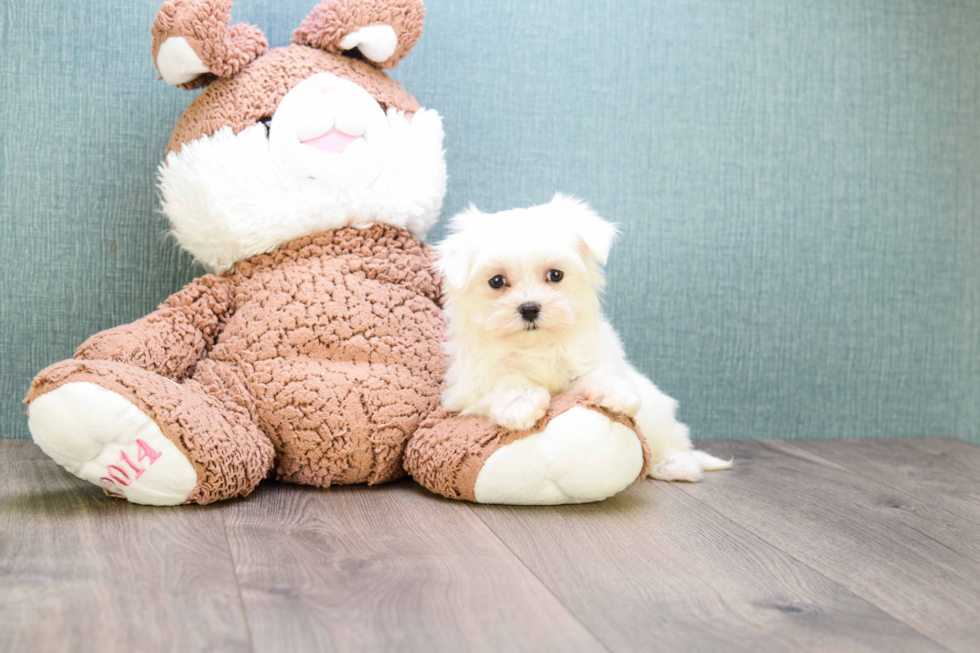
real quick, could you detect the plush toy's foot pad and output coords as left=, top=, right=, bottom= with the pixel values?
left=28, top=382, right=198, bottom=506
left=473, top=406, right=644, bottom=505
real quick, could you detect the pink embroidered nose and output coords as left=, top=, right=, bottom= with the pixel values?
left=310, top=73, right=343, bottom=95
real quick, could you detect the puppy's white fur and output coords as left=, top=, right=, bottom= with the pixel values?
left=436, top=194, right=731, bottom=481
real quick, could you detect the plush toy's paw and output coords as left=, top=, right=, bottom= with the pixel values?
left=28, top=382, right=198, bottom=506
left=488, top=386, right=551, bottom=431
left=474, top=406, right=645, bottom=505
left=575, top=372, right=642, bottom=417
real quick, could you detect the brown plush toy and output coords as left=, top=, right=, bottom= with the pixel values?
left=25, top=0, right=653, bottom=506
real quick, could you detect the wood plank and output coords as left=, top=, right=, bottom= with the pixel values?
left=469, top=477, right=947, bottom=653
left=3, top=437, right=54, bottom=460
left=905, top=437, right=980, bottom=460
left=782, top=438, right=980, bottom=527
left=0, top=441, right=253, bottom=653
left=677, top=440, right=980, bottom=653
left=223, top=479, right=603, bottom=653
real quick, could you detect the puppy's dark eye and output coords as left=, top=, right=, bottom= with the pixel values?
left=259, top=117, right=273, bottom=134
left=547, top=269, right=564, bottom=283
left=489, top=275, right=506, bottom=289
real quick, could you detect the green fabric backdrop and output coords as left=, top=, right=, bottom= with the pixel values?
left=2, top=0, right=978, bottom=442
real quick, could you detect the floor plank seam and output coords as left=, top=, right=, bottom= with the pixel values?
left=219, top=507, right=258, bottom=653
left=767, top=440, right=980, bottom=530
left=463, top=503, right=614, bottom=653
left=666, top=483, right=958, bottom=653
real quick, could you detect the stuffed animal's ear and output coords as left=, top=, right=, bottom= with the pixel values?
left=293, top=0, right=425, bottom=69
left=550, top=193, right=619, bottom=266
left=434, top=205, right=483, bottom=290
left=151, top=0, right=267, bottom=89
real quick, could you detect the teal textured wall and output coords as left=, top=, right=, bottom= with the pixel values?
left=1, top=0, right=978, bottom=442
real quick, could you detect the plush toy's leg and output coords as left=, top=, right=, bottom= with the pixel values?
left=405, top=395, right=650, bottom=505
left=25, top=359, right=274, bottom=506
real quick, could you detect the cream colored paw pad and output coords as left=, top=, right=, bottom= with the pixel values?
left=473, top=407, right=644, bottom=505
left=28, top=382, right=197, bottom=506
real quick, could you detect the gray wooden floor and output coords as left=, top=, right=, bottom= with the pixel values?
left=2, top=438, right=980, bottom=653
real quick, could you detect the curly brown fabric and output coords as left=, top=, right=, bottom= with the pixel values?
left=405, top=395, right=651, bottom=502
left=151, top=0, right=268, bottom=90
left=217, top=226, right=446, bottom=487
left=293, top=0, right=425, bottom=69
left=74, top=275, right=235, bottom=382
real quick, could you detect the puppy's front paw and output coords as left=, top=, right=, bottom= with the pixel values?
left=576, top=374, right=641, bottom=417
left=489, top=387, right=551, bottom=431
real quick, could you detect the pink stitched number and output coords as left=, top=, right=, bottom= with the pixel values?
left=118, top=450, right=145, bottom=479
left=106, top=465, right=131, bottom=486
left=101, top=440, right=163, bottom=495
left=136, top=439, right=162, bottom=464
left=100, top=477, right=121, bottom=493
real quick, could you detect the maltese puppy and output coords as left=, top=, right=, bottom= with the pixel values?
left=435, top=193, right=731, bottom=481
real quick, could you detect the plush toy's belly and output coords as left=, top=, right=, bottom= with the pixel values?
left=246, top=355, right=440, bottom=486
left=206, top=249, right=446, bottom=487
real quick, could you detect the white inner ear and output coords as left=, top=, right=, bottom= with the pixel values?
left=339, top=24, right=398, bottom=63
left=156, top=36, right=211, bottom=86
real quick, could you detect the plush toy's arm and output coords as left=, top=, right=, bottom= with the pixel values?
left=73, top=275, right=236, bottom=382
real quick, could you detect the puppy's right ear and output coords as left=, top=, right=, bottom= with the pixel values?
left=435, top=205, right=482, bottom=289
left=551, top=193, right=618, bottom=265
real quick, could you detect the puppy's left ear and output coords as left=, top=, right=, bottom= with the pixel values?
left=552, top=193, right=619, bottom=265
left=434, top=205, right=482, bottom=289
left=434, top=233, right=473, bottom=290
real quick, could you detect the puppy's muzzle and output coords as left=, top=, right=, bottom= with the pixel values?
left=518, top=302, right=540, bottom=323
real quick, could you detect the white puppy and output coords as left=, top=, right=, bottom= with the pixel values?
left=435, top=194, right=730, bottom=482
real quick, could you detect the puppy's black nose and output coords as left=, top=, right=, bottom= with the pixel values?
left=518, top=302, right=540, bottom=322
